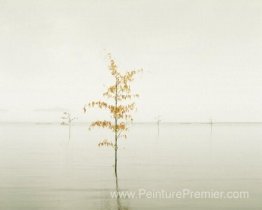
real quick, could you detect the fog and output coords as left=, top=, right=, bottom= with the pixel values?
left=1, top=0, right=262, bottom=122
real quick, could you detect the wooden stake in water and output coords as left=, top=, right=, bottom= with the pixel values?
left=155, top=115, right=161, bottom=136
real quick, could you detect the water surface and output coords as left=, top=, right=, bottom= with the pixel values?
left=0, top=123, right=261, bottom=209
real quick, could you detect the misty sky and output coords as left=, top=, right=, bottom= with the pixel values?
left=1, top=0, right=262, bottom=122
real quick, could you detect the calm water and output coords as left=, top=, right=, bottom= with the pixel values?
left=0, top=123, right=261, bottom=210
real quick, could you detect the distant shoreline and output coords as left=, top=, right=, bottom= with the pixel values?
left=1, top=121, right=262, bottom=125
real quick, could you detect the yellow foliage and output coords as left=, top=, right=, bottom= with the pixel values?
left=98, top=139, right=114, bottom=148
left=90, top=120, right=113, bottom=130
left=84, top=54, right=142, bottom=148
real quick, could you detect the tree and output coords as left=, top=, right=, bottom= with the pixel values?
left=61, top=112, right=76, bottom=141
left=84, top=54, right=142, bottom=176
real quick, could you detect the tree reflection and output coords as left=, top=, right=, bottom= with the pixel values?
left=114, top=173, right=129, bottom=210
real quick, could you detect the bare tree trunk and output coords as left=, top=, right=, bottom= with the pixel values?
left=114, top=79, right=118, bottom=177
left=114, top=123, right=118, bottom=177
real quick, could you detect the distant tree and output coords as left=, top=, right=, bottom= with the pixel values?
left=84, top=54, right=142, bottom=176
left=61, top=112, right=76, bottom=141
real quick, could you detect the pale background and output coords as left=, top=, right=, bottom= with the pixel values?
left=1, top=0, right=262, bottom=122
